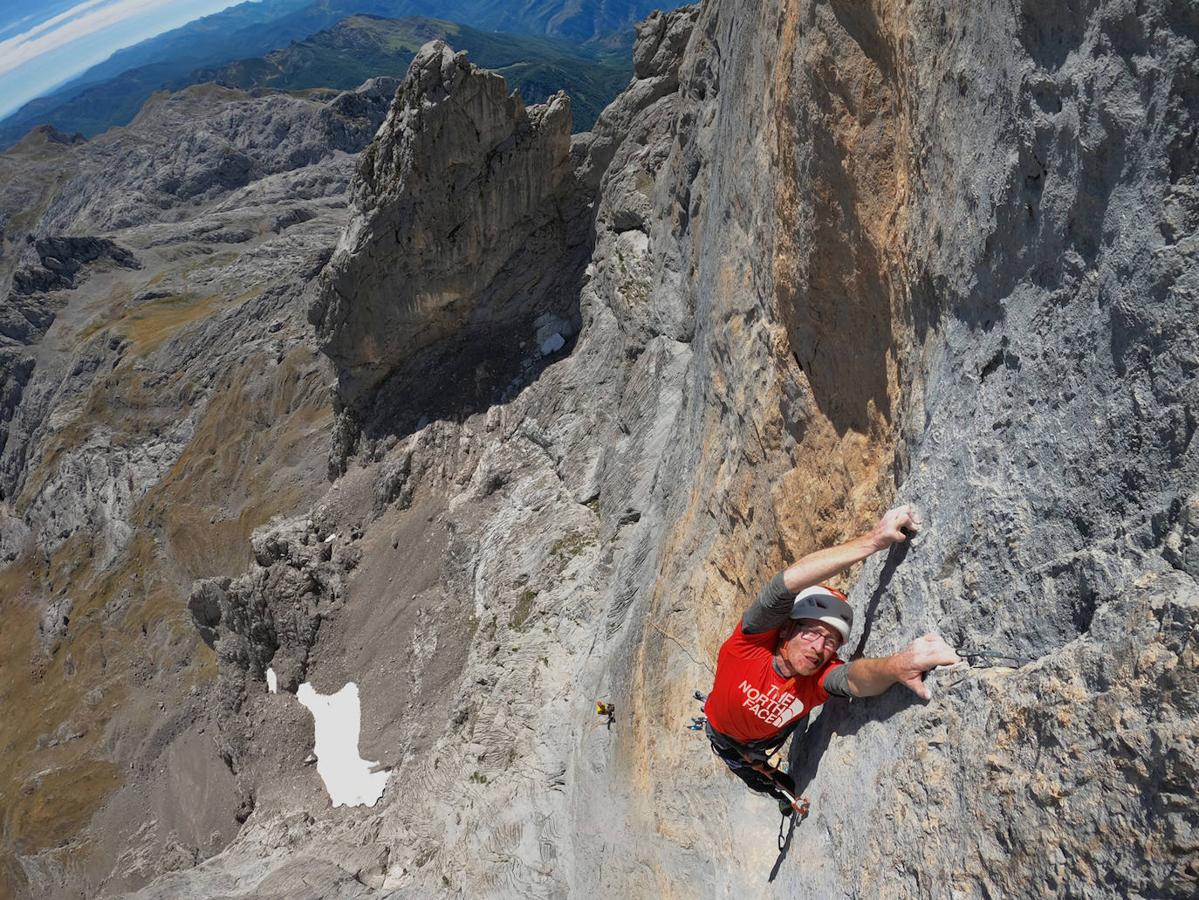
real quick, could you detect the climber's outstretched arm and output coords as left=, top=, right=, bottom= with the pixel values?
left=842, top=634, right=960, bottom=699
left=743, top=505, right=921, bottom=635
left=779, top=504, right=921, bottom=593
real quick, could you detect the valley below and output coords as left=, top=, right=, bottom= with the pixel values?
left=1, top=0, right=1197, bottom=897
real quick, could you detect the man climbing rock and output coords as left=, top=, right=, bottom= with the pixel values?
left=703, top=505, right=959, bottom=812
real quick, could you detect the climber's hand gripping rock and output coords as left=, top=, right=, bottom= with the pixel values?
left=842, top=633, right=961, bottom=699
left=890, top=634, right=961, bottom=700
left=868, top=504, right=922, bottom=551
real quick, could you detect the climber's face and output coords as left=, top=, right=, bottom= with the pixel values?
left=775, top=619, right=841, bottom=678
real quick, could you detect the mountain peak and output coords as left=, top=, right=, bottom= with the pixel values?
left=407, top=40, right=474, bottom=102
left=8, top=124, right=86, bottom=153
left=309, top=42, right=580, bottom=413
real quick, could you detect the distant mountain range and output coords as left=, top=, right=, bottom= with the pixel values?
left=0, top=0, right=674, bottom=149
left=193, top=16, right=631, bottom=130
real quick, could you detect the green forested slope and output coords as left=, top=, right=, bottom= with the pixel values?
left=0, top=0, right=671, bottom=147
left=196, top=16, right=629, bottom=130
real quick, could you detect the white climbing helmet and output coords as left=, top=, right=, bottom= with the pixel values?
left=789, top=585, right=853, bottom=643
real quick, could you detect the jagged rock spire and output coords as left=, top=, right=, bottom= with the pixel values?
left=308, top=41, right=577, bottom=410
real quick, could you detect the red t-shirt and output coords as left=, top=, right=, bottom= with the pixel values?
left=704, top=621, right=843, bottom=743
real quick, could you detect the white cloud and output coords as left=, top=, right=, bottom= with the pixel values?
left=0, top=13, right=41, bottom=41
left=9, top=0, right=111, bottom=45
left=0, top=0, right=176, bottom=77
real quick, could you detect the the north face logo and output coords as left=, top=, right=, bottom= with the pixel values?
left=738, top=680, right=805, bottom=727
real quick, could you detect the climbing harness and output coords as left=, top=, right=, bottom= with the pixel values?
left=690, top=687, right=811, bottom=825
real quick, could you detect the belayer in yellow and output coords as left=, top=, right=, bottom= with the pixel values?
left=595, top=700, right=615, bottom=729
left=702, top=505, right=959, bottom=814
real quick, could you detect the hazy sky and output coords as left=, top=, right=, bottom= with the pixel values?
left=0, top=0, right=249, bottom=119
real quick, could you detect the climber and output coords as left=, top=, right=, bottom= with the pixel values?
left=595, top=700, right=616, bottom=729
left=703, top=505, right=959, bottom=812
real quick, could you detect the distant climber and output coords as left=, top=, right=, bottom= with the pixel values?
left=596, top=700, right=616, bottom=729
left=703, top=505, right=959, bottom=813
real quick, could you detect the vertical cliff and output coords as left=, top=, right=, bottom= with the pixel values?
left=157, top=0, right=1196, bottom=895
left=594, top=0, right=1198, bottom=895
left=2, top=0, right=1196, bottom=897
left=309, top=42, right=586, bottom=414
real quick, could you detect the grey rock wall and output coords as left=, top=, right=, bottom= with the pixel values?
left=764, top=0, right=1199, bottom=890
left=0, top=236, right=139, bottom=469
left=0, top=71, right=399, bottom=899
left=581, top=0, right=1199, bottom=896
left=10, top=236, right=140, bottom=298
left=309, top=42, right=586, bottom=411
left=2, top=0, right=1197, bottom=897
left=266, top=0, right=1195, bottom=895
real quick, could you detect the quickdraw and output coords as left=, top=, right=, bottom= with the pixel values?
left=745, top=757, right=810, bottom=820
left=956, top=646, right=1036, bottom=668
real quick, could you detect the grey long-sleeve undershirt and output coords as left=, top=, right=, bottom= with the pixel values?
left=741, top=572, right=854, bottom=698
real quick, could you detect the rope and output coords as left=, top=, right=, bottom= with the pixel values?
left=648, top=619, right=715, bottom=675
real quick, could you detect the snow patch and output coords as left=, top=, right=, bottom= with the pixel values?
left=534, top=312, right=574, bottom=357
left=296, top=681, right=388, bottom=807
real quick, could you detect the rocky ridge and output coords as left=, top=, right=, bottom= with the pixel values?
left=309, top=41, right=585, bottom=413
left=0, top=76, right=399, bottom=898
left=1, top=0, right=1197, bottom=898
left=192, top=14, right=632, bottom=132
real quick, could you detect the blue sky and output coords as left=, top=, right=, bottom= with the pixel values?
left=0, top=0, right=248, bottom=119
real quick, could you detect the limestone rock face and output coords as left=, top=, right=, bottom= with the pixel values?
left=36, top=77, right=400, bottom=235
left=186, top=513, right=349, bottom=827
left=10, top=236, right=140, bottom=298
left=190, top=515, right=342, bottom=697
left=579, top=0, right=1199, bottom=896
left=309, top=42, right=581, bottom=409
left=0, top=73, right=387, bottom=899
left=0, top=352, right=33, bottom=468
left=3, top=1, right=1198, bottom=898
left=0, top=236, right=140, bottom=510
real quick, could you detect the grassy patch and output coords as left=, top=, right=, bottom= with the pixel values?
left=0, top=549, right=127, bottom=860
left=76, top=269, right=253, bottom=356
left=551, top=531, right=595, bottom=572
left=0, top=523, right=213, bottom=864
left=511, top=589, right=538, bottom=631
left=7, top=759, right=121, bottom=854
left=153, top=347, right=331, bottom=579
left=121, top=292, right=220, bottom=354
left=73, top=282, right=134, bottom=346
